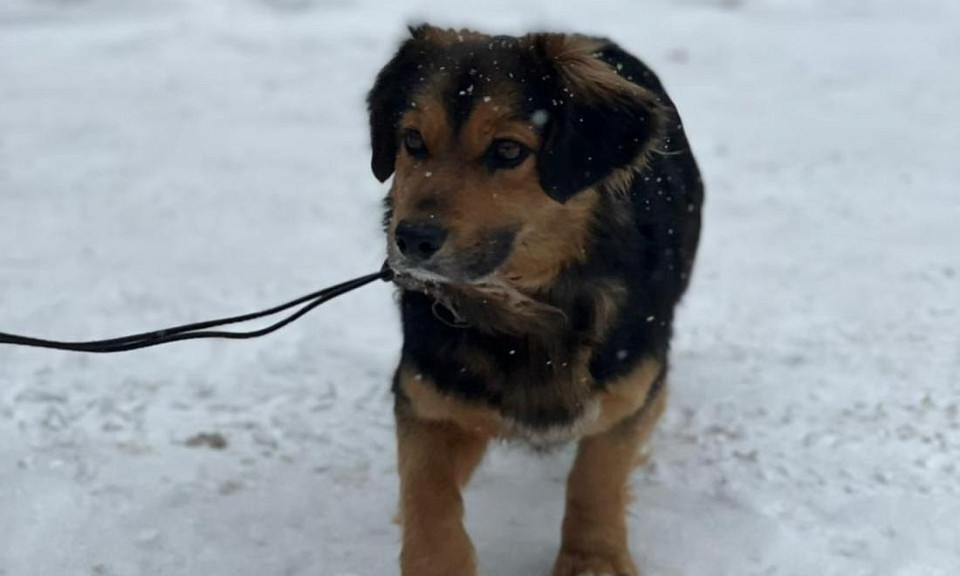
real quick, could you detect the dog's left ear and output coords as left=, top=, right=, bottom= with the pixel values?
left=530, top=35, right=666, bottom=202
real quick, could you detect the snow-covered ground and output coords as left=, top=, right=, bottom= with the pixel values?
left=1, top=0, right=958, bottom=574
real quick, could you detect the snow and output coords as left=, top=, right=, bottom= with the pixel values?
left=1, top=0, right=959, bottom=575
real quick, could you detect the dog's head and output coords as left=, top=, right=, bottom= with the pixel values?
left=369, top=26, right=664, bottom=293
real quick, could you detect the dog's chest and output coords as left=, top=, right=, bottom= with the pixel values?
left=400, top=351, right=662, bottom=446
left=402, top=363, right=603, bottom=445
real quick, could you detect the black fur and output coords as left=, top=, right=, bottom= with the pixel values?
left=373, top=32, right=703, bottom=430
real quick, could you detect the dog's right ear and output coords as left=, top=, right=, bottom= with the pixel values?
left=367, top=29, right=431, bottom=183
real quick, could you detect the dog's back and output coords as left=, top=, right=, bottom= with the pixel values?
left=582, top=41, right=704, bottom=382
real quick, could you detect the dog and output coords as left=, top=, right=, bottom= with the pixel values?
left=368, top=25, right=703, bottom=576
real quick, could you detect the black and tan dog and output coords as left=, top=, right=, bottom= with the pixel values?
left=368, top=25, right=703, bottom=576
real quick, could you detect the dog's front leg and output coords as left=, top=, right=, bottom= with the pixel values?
left=554, top=381, right=667, bottom=576
left=396, top=397, right=489, bottom=576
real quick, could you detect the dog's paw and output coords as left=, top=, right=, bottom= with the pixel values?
left=553, top=549, right=638, bottom=576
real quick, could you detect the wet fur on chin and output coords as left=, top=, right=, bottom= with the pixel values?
left=394, top=273, right=569, bottom=338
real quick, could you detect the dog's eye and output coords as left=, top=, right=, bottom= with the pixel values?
left=489, top=139, right=529, bottom=169
left=403, top=130, right=427, bottom=158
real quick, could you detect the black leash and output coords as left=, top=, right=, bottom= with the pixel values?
left=0, top=266, right=393, bottom=354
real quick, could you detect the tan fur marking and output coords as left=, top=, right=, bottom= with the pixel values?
left=396, top=395, right=489, bottom=576
left=400, top=364, right=504, bottom=437
left=391, top=91, right=599, bottom=306
left=457, top=102, right=536, bottom=156
left=533, top=33, right=607, bottom=62
left=500, top=188, right=598, bottom=291
left=535, top=34, right=646, bottom=102
left=604, top=166, right=640, bottom=196
left=555, top=378, right=667, bottom=576
left=585, top=278, right=629, bottom=343
left=398, top=104, right=451, bottom=159
left=585, top=358, right=662, bottom=436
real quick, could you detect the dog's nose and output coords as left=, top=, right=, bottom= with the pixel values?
left=395, top=220, right=447, bottom=262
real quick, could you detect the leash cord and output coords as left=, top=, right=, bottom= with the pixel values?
left=0, top=267, right=393, bottom=354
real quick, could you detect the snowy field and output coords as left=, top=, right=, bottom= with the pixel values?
left=1, top=0, right=959, bottom=574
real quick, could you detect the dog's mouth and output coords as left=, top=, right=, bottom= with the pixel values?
left=387, top=225, right=520, bottom=291
left=390, top=260, right=568, bottom=335
left=389, top=260, right=506, bottom=300
left=390, top=265, right=455, bottom=291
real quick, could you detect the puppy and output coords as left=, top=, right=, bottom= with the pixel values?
left=368, top=25, right=703, bottom=576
